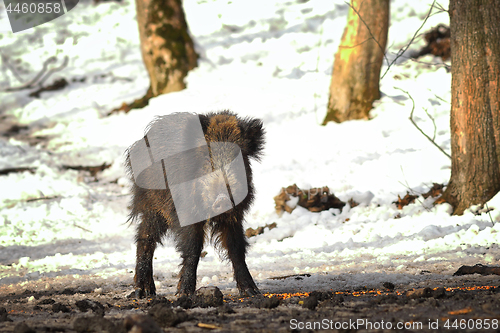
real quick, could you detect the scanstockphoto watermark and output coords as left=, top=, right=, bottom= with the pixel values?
left=4, top=0, right=79, bottom=33
left=290, top=318, right=424, bottom=331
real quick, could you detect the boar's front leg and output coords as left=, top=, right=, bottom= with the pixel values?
left=175, top=223, right=206, bottom=296
left=219, top=220, right=260, bottom=297
left=134, top=212, right=168, bottom=298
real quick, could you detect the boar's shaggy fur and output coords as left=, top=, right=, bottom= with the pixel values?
left=125, top=111, right=264, bottom=298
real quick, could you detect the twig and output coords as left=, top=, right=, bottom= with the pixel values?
left=397, top=166, right=431, bottom=212
left=380, top=0, right=437, bottom=79
left=4, top=56, right=57, bottom=91
left=383, top=54, right=451, bottom=71
left=269, top=273, right=311, bottom=280
left=26, top=195, right=59, bottom=202
left=345, top=1, right=389, bottom=68
left=432, top=92, right=449, bottom=104
left=409, top=56, right=451, bottom=71
left=4, top=56, right=68, bottom=92
left=430, top=2, right=448, bottom=16
left=338, top=38, right=376, bottom=49
left=73, top=223, right=93, bottom=233
left=36, top=56, right=69, bottom=87
left=485, top=203, right=495, bottom=226
left=422, top=107, right=436, bottom=141
left=396, top=87, right=451, bottom=159
left=0, top=52, right=25, bottom=83
left=344, top=1, right=446, bottom=79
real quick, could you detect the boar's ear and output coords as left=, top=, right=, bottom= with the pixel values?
left=240, top=117, right=265, bottom=161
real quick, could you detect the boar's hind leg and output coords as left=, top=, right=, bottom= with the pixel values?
left=134, top=212, right=168, bottom=298
left=218, top=221, right=260, bottom=297
left=175, top=223, right=205, bottom=296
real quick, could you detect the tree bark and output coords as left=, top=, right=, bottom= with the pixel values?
left=322, top=0, right=389, bottom=124
left=442, top=0, right=500, bottom=215
left=135, top=0, right=198, bottom=96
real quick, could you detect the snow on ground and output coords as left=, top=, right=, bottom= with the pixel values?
left=0, top=0, right=499, bottom=296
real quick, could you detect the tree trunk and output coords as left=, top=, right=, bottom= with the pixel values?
left=442, top=0, right=500, bottom=215
left=135, top=0, right=198, bottom=96
left=322, top=0, right=389, bottom=124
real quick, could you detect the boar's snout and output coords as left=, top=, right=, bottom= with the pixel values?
left=212, top=193, right=232, bottom=215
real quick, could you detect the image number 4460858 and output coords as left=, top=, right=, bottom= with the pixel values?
left=4, top=0, right=79, bottom=33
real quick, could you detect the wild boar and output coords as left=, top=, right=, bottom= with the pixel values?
left=125, top=111, right=264, bottom=298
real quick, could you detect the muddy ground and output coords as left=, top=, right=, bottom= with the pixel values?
left=1, top=274, right=499, bottom=333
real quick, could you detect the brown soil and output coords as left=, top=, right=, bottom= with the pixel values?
left=1, top=275, right=499, bottom=333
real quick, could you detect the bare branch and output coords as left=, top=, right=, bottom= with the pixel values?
left=338, top=37, right=377, bottom=49
left=409, top=56, right=451, bottom=71
left=345, top=1, right=389, bottom=68
left=395, top=87, right=451, bottom=159
left=381, top=0, right=437, bottom=79
left=26, top=195, right=59, bottom=202
left=398, top=166, right=431, bottom=212
left=4, top=56, right=57, bottom=91
left=0, top=52, right=25, bottom=83
left=342, top=1, right=447, bottom=79
left=484, top=203, right=495, bottom=226
left=430, top=92, right=450, bottom=105
left=3, top=56, right=68, bottom=92
left=430, top=2, right=448, bottom=16
left=422, top=107, right=436, bottom=141
left=73, top=223, right=93, bottom=233
left=36, top=56, right=69, bottom=87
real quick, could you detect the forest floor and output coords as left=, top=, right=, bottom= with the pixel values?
left=1, top=274, right=499, bottom=333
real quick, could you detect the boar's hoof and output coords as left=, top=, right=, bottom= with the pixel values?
left=239, top=286, right=261, bottom=297
left=135, top=288, right=156, bottom=299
